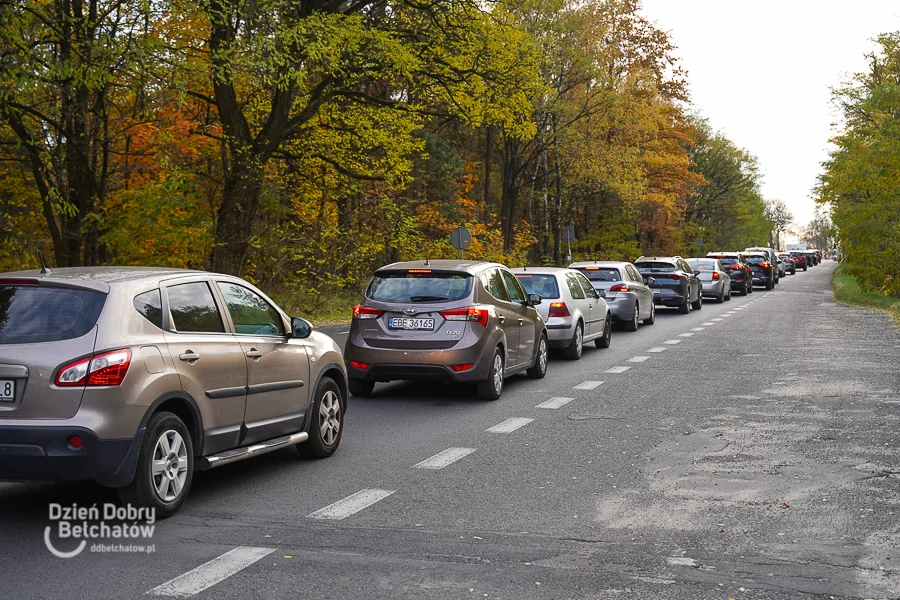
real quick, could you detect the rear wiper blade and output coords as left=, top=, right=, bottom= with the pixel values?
left=409, top=295, right=449, bottom=302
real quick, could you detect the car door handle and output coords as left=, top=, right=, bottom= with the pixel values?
left=498, top=315, right=505, bottom=324
left=246, top=348, right=263, bottom=360
left=179, top=352, right=200, bottom=363
left=517, top=317, right=524, bottom=325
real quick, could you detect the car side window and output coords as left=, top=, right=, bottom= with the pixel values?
left=167, top=282, right=225, bottom=333
left=134, top=289, right=163, bottom=329
left=565, top=274, right=585, bottom=300
left=626, top=265, right=641, bottom=282
left=575, top=273, right=596, bottom=298
left=500, top=270, right=526, bottom=304
left=680, top=260, right=692, bottom=273
left=483, top=269, right=510, bottom=302
left=218, top=282, right=286, bottom=337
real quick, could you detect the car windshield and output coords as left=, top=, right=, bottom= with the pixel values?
left=634, top=262, right=675, bottom=273
left=0, top=285, right=107, bottom=344
left=575, top=268, right=621, bottom=282
left=514, top=274, right=561, bottom=299
left=367, top=272, right=473, bottom=303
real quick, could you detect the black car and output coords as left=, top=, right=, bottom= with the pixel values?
left=742, top=252, right=776, bottom=290
left=707, top=251, right=753, bottom=295
left=634, top=256, right=702, bottom=314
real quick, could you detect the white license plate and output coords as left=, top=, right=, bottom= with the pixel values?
left=652, top=289, right=662, bottom=294
left=388, top=318, right=435, bottom=331
left=0, top=379, right=15, bottom=402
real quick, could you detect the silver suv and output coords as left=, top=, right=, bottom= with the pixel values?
left=0, top=267, right=347, bottom=517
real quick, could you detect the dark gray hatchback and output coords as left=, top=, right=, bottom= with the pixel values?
left=344, top=260, right=549, bottom=400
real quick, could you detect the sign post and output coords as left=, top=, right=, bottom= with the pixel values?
left=563, top=226, right=575, bottom=263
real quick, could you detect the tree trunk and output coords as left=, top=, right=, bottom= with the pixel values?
left=499, top=138, right=520, bottom=252
left=212, top=161, right=264, bottom=276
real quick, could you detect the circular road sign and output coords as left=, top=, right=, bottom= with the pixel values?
left=450, top=226, right=472, bottom=250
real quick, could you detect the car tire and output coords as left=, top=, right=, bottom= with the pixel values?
left=726, top=289, right=732, bottom=301
left=765, top=280, right=773, bottom=290
left=643, top=302, right=656, bottom=325
left=718, top=289, right=725, bottom=303
left=527, top=335, right=549, bottom=378
left=624, top=304, right=639, bottom=331
left=678, top=297, right=691, bottom=314
left=692, top=292, right=703, bottom=310
left=595, top=315, right=612, bottom=348
left=117, top=411, right=193, bottom=519
left=563, top=323, right=584, bottom=360
left=477, top=347, right=504, bottom=400
left=348, top=378, right=375, bottom=397
left=297, top=376, right=343, bottom=459
left=803, top=266, right=807, bottom=271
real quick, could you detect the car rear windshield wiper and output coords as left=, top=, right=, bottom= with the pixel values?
left=409, top=295, right=450, bottom=302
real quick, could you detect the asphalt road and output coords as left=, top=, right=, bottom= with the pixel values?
left=2, top=260, right=899, bottom=599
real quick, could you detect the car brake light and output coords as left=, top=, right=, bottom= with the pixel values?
left=760, top=262, right=770, bottom=269
left=584, top=266, right=600, bottom=270
left=353, top=305, right=384, bottom=320
left=669, top=274, right=684, bottom=280
left=712, top=272, right=720, bottom=280
left=440, top=306, right=490, bottom=327
left=450, top=363, right=474, bottom=372
left=351, top=361, right=369, bottom=370
left=548, top=302, right=570, bottom=318
left=609, top=283, right=629, bottom=292
left=55, top=349, right=131, bottom=387
left=0, top=278, right=39, bottom=285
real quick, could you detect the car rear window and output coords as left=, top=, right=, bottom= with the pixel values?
left=744, top=255, right=766, bottom=263
left=575, top=268, right=621, bottom=282
left=514, top=274, right=561, bottom=299
left=712, top=257, right=739, bottom=266
left=687, top=260, right=715, bottom=270
left=0, top=285, right=106, bottom=344
left=634, top=262, right=676, bottom=273
left=367, top=271, right=473, bottom=303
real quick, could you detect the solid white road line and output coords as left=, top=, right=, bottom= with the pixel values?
left=413, top=447, right=476, bottom=470
left=691, top=327, right=705, bottom=331
left=663, top=339, right=682, bottom=345
left=147, top=547, right=276, bottom=598
left=307, top=489, right=395, bottom=520
left=573, top=380, right=604, bottom=390
left=536, top=396, right=576, bottom=409
left=678, top=332, right=694, bottom=337
left=647, top=347, right=667, bottom=353
left=487, top=417, right=534, bottom=433
left=628, top=356, right=650, bottom=363
left=604, top=366, right=631, bottom=374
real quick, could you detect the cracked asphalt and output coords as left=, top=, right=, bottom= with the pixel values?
left=1, top=260, right=899, bottom=599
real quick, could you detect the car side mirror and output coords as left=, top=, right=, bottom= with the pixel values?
left=597, top=289, right=606, bottom=299
left=692, top=269, right=700, bottom=275
left=648, top=277, right=656, bottom=285
left=528, top=293, right=542, bottom=306
left=291, top=317, right=313, bottom=339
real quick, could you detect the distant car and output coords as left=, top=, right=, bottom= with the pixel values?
left=344, top=260, right=548, bottom=401
left=744, top=247, right=780, bottom=285
left=0, top=267, right=346, bottom=517
left=512, top=268, right=611, bottom=359
left=569, top=261, right=655, bottom=331
left=706, top=251, right=753, bottom=295
left=685, top=258, right=732, bottom=302
left=789, top=251, right=808, bottom=271
left=742, top=252, right=776, bottom=290
left=777, top=252, right=796, bottom=275
left=775, top=256, right=787, bottom=277
left=634, top=256, right=702, bottom=314
left=805, top=250, right=819, bottom=266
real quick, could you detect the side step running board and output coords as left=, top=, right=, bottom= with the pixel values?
left=199, top=431, right=309, bottom=470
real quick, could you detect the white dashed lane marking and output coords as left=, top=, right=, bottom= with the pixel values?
left=647, top=347, right=667, bottom=353
left=604, top=366, right=631, bottom=374
left=691, top=327, right=705, bottom=331
left=487, top=417, right=534, bottom=433
left=628, top=356, right=650, bottom=363
left=573, top=380, right=604, bottom=390
left=307, top=489, right=395, bottom=520
left=711, top=318, right=723, bottom=322
left=701, top=321, right=715, bottom=326
left=678, top=333, right=694, bottom=337
left=663, top=339, right=682, bottom=345
left=413, top=447, right=476, bottom=470
left=536, top=397, right=576, bottom=409
left=146, top=547, right=276, bottom=597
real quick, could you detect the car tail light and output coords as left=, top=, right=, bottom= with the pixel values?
left=68, top=435, right=83, bottom=450
left=548, top=302, right=570, bottom=318
left=609, top=283, right=629, bottom=292
left=712, top=272, right=720, bottom=280
left=728, top=264, right=742, bottom=269
left=669, top=274, right=684, bottom=280
left=440, top=306, right=490, bottom=327
left=450, top=363, right=474, bottom=372
left=760, top=262, right=770, bottom=269
left=351, top=361, right=369, bottom=370
left=56, top=349, right=131, bottom=387
left=353, top=305, right=384, bottom=320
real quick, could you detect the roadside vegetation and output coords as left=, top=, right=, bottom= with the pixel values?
left=2, top=0, right=779, bottom=317
left=832, top=263, right=900, bottom=324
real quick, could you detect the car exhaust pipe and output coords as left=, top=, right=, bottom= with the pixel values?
left=199, top=431, right=309, bottom=470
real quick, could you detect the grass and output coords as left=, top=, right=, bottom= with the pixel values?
left=831, top=262, right=900, bottom=324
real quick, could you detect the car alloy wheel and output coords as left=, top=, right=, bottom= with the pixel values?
left=319, top=389, right=341, bottom=446
left=528, top=335, right=548, bottom=378
left=626, top=304, right=639, bottom=331
left=492, top=353, right=503, bottom=393
left=564, top=323, right=583, bottom=359
left=152, top=430, right=189, bottom=503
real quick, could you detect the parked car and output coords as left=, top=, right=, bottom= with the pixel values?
left=778, top=252, right=796, bottom=275
left=0, top=267, right=346, bottom=517
left=569, top=261, right=655, bottom=331
left=744, top=247, right=780, bottom=285
left=512, top=268, right=611, bottom=359
left=742, top=252, right=777, bottom=289
left=633, top=256, right=702, bottom=314
left=805, top=250, right=819, bottom=266
left=789, top=251, right=808, bottom=271
left=344, top=261, right=548, bottom=401
left=706, top=252, right=753, bottom=295
left=685, top=258, right=732, bottom=302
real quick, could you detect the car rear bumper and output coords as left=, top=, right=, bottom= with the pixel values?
left=0, top=425, right=140, bottom=486
left=700, top=281, right=727, bottom=296
left=651, top=289, right=687, bottom=306
left=344, top=336, right=495, bottom=383
left=605, top=295, right=637, bottom=323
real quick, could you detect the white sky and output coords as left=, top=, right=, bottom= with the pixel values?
left=640, top=0, right=900, bottom=228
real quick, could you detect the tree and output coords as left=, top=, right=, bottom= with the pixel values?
left=764, top=199, right=793, bottom=251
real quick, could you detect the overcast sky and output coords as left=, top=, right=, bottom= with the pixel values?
left=640, top=1, right=900, bottom=228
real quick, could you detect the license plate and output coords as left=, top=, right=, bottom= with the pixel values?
left=652, top=289, right=662, bottom=294
left=388, top=318, right=435, bottom=331
left=0, top=379, right=15, bottom=402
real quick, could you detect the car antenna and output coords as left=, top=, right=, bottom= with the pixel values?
left=424, top=255, right=431, bottom=267
left=29, top=222, right=50, bottom=274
